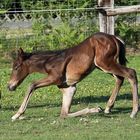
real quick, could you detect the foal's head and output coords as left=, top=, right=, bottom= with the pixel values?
left=8, top=48, right=29, bottom=91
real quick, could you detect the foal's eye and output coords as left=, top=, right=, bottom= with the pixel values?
left=14, top=64, right=21, bottom=70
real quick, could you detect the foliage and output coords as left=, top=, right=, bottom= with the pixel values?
left=0, top=0, right=96, bottom=10
left=0, top=0, right=12, bottom=9
left=115, top=0, right=139, bottom=6
left=116, top=14, right=140, bottom=48
left=1, top=0, right=140, bottom=11
left=44, top=21, right=85, bottom=49
left=0, top=9, right=98, bottom=52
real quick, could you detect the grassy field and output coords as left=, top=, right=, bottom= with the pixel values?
left=0, top=55, right=140, bottom=140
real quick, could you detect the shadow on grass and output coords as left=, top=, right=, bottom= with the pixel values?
left=72, top=92, right=132, bottom=105
left=1, top=103, right=61, bottom=111
left=97, top=106, right=132, bottom=118
left=111, top=107, right=132, bottom=114
left=2, top=93, right=132, bottom=112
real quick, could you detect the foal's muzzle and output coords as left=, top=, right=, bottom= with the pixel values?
left=7, top=84, right=17, bottom=91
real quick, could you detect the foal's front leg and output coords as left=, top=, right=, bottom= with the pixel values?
left=60, top=86, right=76, bottom=118
left=60, top=86, right=102, bottom=118
left=12, top=76, right=56, bottom=121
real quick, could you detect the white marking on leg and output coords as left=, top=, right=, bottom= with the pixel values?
left=68, top=107, right=102, bottom=117
left=11, top=86, right=33, bottom=121
left=12, top=113, right=21, bottom=121
left=104, top=107, right=110, bottom=114
left=61, top=86, right=76, bottom=117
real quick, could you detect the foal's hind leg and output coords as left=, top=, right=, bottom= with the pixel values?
left=104, top=75, right=124, bottom=114
left=96, top=61, right=139, bottom=118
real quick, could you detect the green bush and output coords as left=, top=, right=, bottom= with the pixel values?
left=116, top=14, right=140, bottom=48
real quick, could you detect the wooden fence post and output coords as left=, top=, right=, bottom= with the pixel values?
left=98, top=0, right=114, bottom=35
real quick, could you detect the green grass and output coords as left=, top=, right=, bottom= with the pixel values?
left=0, top=55, right=140, bottom=140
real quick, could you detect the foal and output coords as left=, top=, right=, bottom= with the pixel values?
left=8, top=32, right=139, bottom=120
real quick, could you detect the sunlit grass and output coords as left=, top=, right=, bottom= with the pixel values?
left=0, top=55, right=140, bottom=140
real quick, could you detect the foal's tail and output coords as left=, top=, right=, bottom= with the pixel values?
left=116, top=36, right=128, bottom=66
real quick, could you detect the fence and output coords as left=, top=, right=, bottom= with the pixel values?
left=0, top=0, right=140, bottom=55
left=1, top=10, right=98, bottom=49
left=97, top=0, right=140, bottom=49
left=97, top=0, right=140, bottom=34
left=0, top=1, right=98, bottom=53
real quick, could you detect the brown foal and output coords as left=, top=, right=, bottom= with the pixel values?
left=8, top=32, right=139, bottom=121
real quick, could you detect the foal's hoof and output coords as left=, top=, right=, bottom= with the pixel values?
left=130, top=112, right=137, bottom=118
left=11, top=113, right=24, bottom=121
left=104, top=108, right=111, bottom=114
left=89, top=107, right=103, bottom=113
left=12, top=114, right=26, bottom=121
left=11, top=114, right=19, bottom=121
left=19, top=115, right=26, bottom=120
left=97, top=106, right=103, bottom=112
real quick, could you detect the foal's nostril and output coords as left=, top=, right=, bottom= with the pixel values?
left=7, top=84, right=16, bottom=91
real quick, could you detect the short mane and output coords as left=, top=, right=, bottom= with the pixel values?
left=23, top=47, right=71, bottom=61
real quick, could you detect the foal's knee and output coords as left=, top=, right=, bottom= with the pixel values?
left=60, top=112, right=68, bottom=119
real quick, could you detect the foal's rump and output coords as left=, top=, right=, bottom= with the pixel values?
left=93, top=32, right=127, bottom=68
left=64, top=32, right=127, bottom=85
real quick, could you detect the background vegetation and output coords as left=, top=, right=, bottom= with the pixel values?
left=0, top=0, right=140, bottom=55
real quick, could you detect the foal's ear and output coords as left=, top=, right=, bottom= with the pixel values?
left=18, top=48, right=24, bottom=56
left=17, top=48, right=25, bottom=61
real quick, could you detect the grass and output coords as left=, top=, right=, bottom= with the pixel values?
left=0, top=55, right=140, bottom=140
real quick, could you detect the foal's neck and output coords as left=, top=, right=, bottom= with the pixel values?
left=26, top=54, right=48, bottom=74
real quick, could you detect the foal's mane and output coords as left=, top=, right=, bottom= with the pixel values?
left=23, top=47, right=71, bottom=61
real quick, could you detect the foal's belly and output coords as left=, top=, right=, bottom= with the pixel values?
left=65, top=63, right=96, bottom=86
